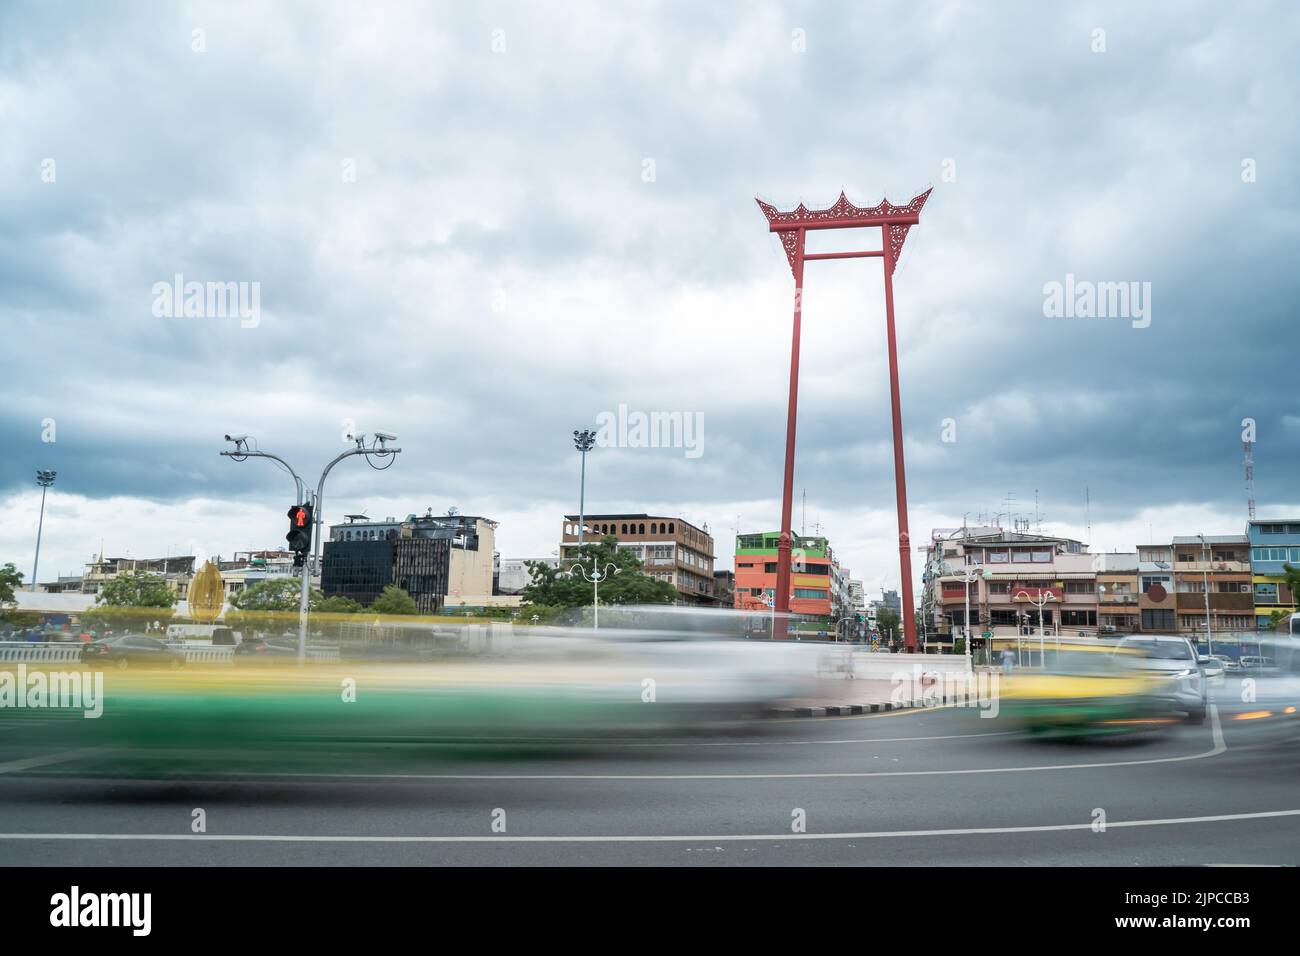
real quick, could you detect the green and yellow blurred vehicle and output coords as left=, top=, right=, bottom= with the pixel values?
left=998, top=642, right=1178, bottom=738
left=0, top=623, right=808, bottom=779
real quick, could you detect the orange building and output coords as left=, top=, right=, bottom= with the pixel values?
left=733, top=531, right=836, bottom=628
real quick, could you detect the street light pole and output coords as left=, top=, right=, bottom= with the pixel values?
left=31, top=470, right=56, bottom=592
left=1198, top=533, right=1214, bottom=656
left=948, top=561, right=984, bottom=667
left=1015, top=589, right=1056, bottom=667
left=567, top=561, right=620, bottom=630
left=221, top=433, right=401, bottom=661
left=573, top=429, right=596, bottom=548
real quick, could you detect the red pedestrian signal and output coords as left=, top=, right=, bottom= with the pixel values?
left=287, top=503, right=314, bottom=567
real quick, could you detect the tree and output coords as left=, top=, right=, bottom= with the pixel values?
left=370, top=585, right=418, bottom=615
left=1274, top=563, right=1300, bottom=629
left=230, top=578, right=322, bottom=612
left=522, top=537, right=678, bottom=608
left=0, top=563, right=22, bottom=609
left=96, top=570, right=177, bottom=608
left=318, top=595, right=364, bottom=614
left=876, top=606, right=901, bottom=641
left=0, top=563, right=41, bottom=630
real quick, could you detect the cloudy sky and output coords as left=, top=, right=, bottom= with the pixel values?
left=2, top=1, right=1297, bottom=597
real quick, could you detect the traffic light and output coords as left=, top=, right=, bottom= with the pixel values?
left=287, top=503, right=313, bottom=568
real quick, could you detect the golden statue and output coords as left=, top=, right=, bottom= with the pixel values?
left=188, top=560, right=225, bottom=624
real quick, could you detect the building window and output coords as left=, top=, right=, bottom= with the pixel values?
left=668, top=523, right=675, bottom=533
left=651, top=523, right=658, bottom=534
left=987, top=582, right=1011, bottom=594
left=1063, top=581, right=1094, bottom=594
left=1255, top=583, right=1279, bottom=603
left=639, top=523, right=645, bottom=534
left=794, top=588, right=827, bottom=600
left=1141, top=609, right=1175, bottom=630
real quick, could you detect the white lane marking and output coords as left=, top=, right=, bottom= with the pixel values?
left=3, top=807, right=1297, bottom=844
left=0, top=749, right=103, bottom=775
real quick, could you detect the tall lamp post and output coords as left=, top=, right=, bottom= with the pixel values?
left=31, top=470, right=56, bottom=592
left=757, top=188, right=932, bottom=648
left=566, top=561, right=620, bottom=630
left=573, top=429, right=596, bottom=547
left=1014, top=588, right=1058, bottom=667
left=1197, top=533, right=1214, bottom=656
left=221, top=432, right=401, bottom=661
left=951, top=562, right=988, bottom=667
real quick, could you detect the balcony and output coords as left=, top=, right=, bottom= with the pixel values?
left=1176, top=592, right=1254, bottom=611
left=1099, top=593, right=1137, bottom=605
left=1173, top=560, right=1250, bottom=573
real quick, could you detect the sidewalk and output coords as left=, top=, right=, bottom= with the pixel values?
left=765, top=674, right=975, bottom=718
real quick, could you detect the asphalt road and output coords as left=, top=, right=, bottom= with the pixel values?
left=2, top=691, right=1299, bottom=866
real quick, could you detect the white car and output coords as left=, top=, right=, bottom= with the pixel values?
left=1115, top=635, right=1207, bottom=724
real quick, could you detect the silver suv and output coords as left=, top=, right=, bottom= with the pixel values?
left=1115, top=635, right=1208, bottom=724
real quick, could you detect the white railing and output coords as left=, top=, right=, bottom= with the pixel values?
left=0, top=642, right=340, bottom=665
left=0, top=642, right=82, bottom=663
left=182, top=646, right=235, bottom=664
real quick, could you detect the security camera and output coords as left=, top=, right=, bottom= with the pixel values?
left=374, top=431, right=397, bottom=442
left=225, top=434, right=248, bottom=443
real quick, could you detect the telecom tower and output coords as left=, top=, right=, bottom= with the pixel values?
left=1244, top=436, right=1256, bottom=520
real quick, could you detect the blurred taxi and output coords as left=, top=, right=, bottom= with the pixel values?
left=999, top=641, right=1175, bottom=737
